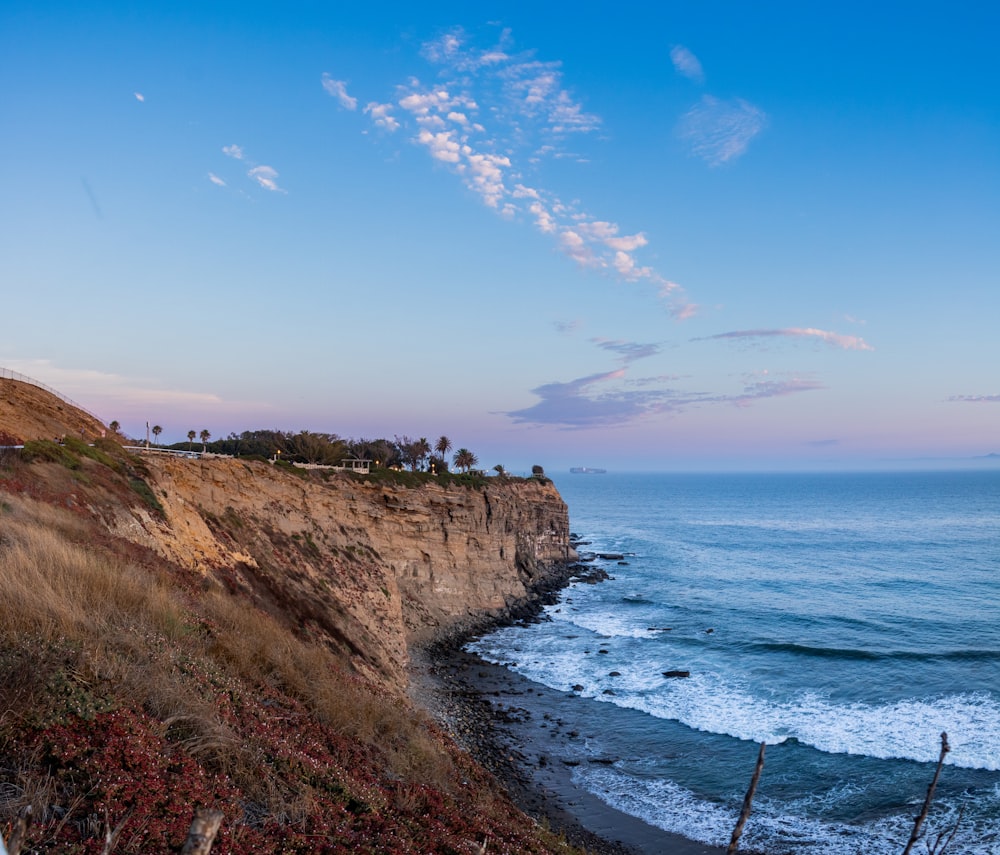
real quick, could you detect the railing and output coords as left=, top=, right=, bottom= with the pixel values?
left=123, top=446, right=203, bottom=459
left=0, top=367, right=106, bottom=427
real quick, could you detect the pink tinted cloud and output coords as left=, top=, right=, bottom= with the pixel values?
left=697, top=327, right=874, bottom=351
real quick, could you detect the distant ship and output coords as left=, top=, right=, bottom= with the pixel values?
left=570, top=467, right=607, bottom=474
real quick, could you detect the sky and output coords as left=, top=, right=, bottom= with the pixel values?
left=2, top=1, right=998, bottom=472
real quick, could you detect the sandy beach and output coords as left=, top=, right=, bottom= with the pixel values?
left=411, top=642, right=727, bottom=855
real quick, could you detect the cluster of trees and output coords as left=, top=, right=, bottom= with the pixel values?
left=393, top=435, right=479, bottom=474
left=119, top=426, right=488, bottom=473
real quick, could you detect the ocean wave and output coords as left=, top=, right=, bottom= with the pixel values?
left=469, top=633, right=1000, bottom=771
left=623, top=682, right=1000, bottom=771
left=751, top=641, right=1000, bottom=663
left=576, top=765, right=1000, bottom=855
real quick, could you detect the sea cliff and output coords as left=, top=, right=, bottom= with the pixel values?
left=1, top=378, right=592, bottom=853
left=123, top=456, right=578, bottom=687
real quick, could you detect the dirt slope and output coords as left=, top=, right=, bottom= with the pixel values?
left=0, top=377, right=106, bottom=444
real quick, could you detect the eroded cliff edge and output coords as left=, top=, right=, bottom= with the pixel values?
left=112, top=456, right=576, bottom=690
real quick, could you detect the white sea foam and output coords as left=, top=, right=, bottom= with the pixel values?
left=576, top=765, right=1000, bottom=855
left=469, top=630, right=1000, bottom=771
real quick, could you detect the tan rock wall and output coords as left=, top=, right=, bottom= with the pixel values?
left=130, top=458, right=575, bottom=688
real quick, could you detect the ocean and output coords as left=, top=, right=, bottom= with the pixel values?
left=467, top=471, right=1000, bottom=854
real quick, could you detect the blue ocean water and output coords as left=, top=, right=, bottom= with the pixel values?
left=468, top=471, right=1000, bottom=854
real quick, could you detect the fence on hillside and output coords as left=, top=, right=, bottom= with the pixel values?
left=0, top=367, right=106, bottom=427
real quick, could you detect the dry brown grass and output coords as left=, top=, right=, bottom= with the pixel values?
left=0, top=492, right=457, bottom=808
left=0, top=495, right=185, bottom=646
left=201, top=586, right=457, bottom=790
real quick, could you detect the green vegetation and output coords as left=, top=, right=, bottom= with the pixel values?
left=129, top=476, right=165, bottom=516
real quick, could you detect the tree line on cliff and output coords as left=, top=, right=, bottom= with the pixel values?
left=144, top=428, right=486, bottom=473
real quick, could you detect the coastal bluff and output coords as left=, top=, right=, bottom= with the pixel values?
left=2, top=377, right=609, bottom=854
left=130, top=455, right=577, bottom=687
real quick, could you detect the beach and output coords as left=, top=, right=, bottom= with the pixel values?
left=411, top=642, right=726, bottom=855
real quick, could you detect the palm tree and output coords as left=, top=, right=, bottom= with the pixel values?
left=109, top=420, right=120, bottom=434
left=151, top=424, right=163, bottom=446
left=435, top=436, right=452, bottom=471
left=200, top=429, right=211, bottom=452
left=187, top=430, right=196, bottom=451
left=453, top=448, right=477, bottom=474
left=493, top=464, right=507, bottom=478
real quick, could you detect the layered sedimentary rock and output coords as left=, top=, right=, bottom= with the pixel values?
left=119, top=457, right=575, bottom=689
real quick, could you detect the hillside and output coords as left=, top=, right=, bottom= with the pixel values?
left=0, top=377, right=106, bottom=445
left=0, top=380, right=588, bottom=854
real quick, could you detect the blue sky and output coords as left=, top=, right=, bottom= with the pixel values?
left=2, top=2, right=998, bottom=471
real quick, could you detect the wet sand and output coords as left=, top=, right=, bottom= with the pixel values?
left=411, top=643, right=726, bottom=855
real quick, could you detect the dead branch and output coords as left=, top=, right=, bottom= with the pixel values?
left=727, top=742, right=766, bottom=855
left=902, top=731, right=950, bottom=855
left=180, top=808, right=224, bottom=855
left=3, top=805, right=32, bottom=855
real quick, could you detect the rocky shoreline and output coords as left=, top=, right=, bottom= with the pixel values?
left=409, top=556, right=725, bottom=855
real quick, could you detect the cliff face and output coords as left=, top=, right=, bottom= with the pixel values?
left=120, top=457, right=575, bottom=688
left=0, top=390, right=592, bottom=854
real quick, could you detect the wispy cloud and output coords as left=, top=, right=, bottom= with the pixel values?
left=677, top=95, right=766, bottom=166
left=592, top=338, right=661, bottom=364
left=505, top=369, right=687, bottom=428
left=328, top=26, right=695, bottom=318
left=733, top=375, right=825, bottom=407
left=670, top=45, right=704, bottom=84
left=949, top=394, right=1000, bottom=403
left=696, top=327, right=875, bottom=351
left=504, top=341, right=826, bottom=428
left=321, top=74, right=358, bottom=110
left=133, top=91, right=145, bottom=103
left=554, top=319, right=582, bottom=334
left=0, top=359, right=269, bottom=416
left=248, top=165, right=284, bottom=193
left=219, top=145, right=284, bottom=193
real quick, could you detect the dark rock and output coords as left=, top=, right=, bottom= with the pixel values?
left=662, top=670, right=690, bottom=678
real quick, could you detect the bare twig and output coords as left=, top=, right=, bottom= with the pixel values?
left=99, top=808, right=130, bottom=855
left=902, top=731, right=950, bottom=855
left=180, top=808, right=224, bottom=855
left=727, top=742, right=766, bottom=855
left=928, top=805, right=965, bottom=855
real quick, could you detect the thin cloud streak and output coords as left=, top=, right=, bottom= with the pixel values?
left=1, top=360, right=270, bottom=414
left=321, top=74, right=358, bottom=110
left=696, top=327, right=875, bottom=351
left=949, top=394, right=1000, bottom=403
